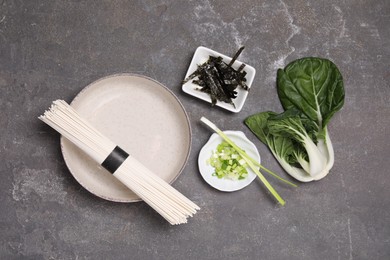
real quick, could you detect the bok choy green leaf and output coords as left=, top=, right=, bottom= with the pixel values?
left=245, top=57, right=345, bottom=182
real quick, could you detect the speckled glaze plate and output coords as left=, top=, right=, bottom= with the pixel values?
left=198, top=131, right=260, bottom=192
left=60, top=74, right=192, bottom=202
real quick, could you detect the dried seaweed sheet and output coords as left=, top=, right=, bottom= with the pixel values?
left=183, top=47, right=248, bottom=108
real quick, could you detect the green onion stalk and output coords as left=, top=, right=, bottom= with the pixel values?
left=201, top=117, right=297, bottom=205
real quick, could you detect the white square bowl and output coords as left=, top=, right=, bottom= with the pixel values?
left=182, top=46, right=256, bottom=113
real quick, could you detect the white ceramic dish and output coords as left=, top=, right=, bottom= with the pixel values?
left=198, top=131, right=260, bottom=192
left=60, top=74, right=192, bottom=202
left=182, top=46, right=256, bottom=113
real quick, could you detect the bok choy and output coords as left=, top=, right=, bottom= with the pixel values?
left=245, top=57, right=345, bottom=182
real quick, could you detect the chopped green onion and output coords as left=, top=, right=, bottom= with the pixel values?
left=208, top=141, right=249, bottom=181
left=201, top=117, right=296, bottom=205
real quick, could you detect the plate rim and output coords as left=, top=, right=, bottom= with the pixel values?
left=60, top=73, right=192, bottom=203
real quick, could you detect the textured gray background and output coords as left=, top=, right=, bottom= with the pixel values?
left=1, top=0, right=389, bottom=259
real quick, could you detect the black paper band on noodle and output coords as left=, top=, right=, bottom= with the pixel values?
left=101, top=146, right=129, bottom=174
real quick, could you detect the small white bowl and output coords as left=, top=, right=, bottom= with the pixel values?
left=198, top=131, right=260, bottom=192
left=182, top=46, right=256, bottom=113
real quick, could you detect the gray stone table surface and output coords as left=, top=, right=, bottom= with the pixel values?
left=1, top=0, right=389, bottom=259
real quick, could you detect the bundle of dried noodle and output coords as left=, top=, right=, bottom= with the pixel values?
left=39, top=100, right=199, bottom=225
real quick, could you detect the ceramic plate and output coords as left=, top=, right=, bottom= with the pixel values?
left=182, top=46, right=256, bottom=113
left=198, top=131, right=260, bottom=192
left=61, top=74, right=192, bottom=202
